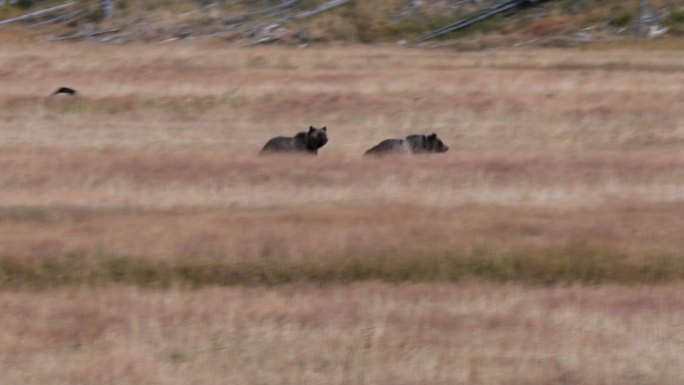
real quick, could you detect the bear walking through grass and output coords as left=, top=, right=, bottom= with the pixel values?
left=365, top=133, right=449, bottom=155
left=261, top=126, right=328, bottom=155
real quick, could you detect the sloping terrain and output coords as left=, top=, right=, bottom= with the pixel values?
left=1, top=0, right=683, bottom=44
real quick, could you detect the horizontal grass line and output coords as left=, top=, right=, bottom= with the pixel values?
left=1, top=246, right=684, bottom=289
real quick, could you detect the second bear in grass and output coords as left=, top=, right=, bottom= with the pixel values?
left=261, top=126, right=328, bottom=155
left=365, top=133, right=449, bottom=155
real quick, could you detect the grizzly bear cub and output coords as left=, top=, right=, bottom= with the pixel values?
left=365, top=133, right=449, bottom=155
left=261, top=126, right=328, bottom=155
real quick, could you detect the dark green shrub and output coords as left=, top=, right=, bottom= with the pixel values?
left=666, top=10, right=684, bottom=25
left=15, top=0, right=35, bottom=10
left=609, top=11, right=632, bottom=27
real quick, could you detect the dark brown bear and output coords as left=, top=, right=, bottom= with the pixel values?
left=365, top=133, right=449, bottom=155
left=261, top=126, right=328, bottom=155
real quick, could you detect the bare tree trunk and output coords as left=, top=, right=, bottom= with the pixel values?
left=571, top=0, right=582, bottom=13
left=102, top=0, right=114, bottom=19
left=636, top=0, right=647, bottom=38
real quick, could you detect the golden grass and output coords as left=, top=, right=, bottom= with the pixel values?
left=2, top=40, right=684, bottom=383
left=1, top=41, right=684, bottom=285
left=2, top=283, right=684, bottom=385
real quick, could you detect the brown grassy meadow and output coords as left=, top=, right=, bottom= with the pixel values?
left=3, top=283, right=684, bottom=385
left=3, top=42, right=684, bottom=284
left=2, top=39, right=684, bottom=383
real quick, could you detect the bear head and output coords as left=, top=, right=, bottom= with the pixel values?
left=305, top=126, right=328, bottom=150
left=426, top=133, right=449, bottom=153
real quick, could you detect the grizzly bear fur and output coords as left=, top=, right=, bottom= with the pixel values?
left=261, top=126, right=328, bottom=155
left=365, top=133, right=448, bottom=156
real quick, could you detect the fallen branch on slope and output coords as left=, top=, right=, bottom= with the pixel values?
left=0, top=2, right=76, bottom=27
left=30, top=9, right=83, bottom=27
left=223, top=0, right=299, bottom=25
left=47, top=27, right=121, bottom=41
left=291, top=0, right=350, bottom=20
left=242, top=0, right=350, bottom=44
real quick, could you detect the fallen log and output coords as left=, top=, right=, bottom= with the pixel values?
left=223, top=0, right=299, bottom=25
left=0, top=2, right=76, bottom=26
left=417, top=0, right=551, bottom=42
left=202, top=0, right=351, bottom=42
left=247, top=0, right=351, bottom=36
left=47, top=27, right=121, bottom=41
left=292, top=0, right=350, bottom=20
left=30, top=9, right=83, bottom=27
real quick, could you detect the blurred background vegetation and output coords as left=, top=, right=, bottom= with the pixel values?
left=1, top=0, right=683, bottom=43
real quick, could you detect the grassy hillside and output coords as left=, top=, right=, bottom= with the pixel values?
left=2, top=0, right=684, bottom=43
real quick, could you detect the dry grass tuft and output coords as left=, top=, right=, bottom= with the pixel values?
left=1, top=283, right=684, bottom=385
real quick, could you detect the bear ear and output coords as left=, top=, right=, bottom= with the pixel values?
left=309, top=126, right=315, bottom=132
left=428, top=133, right=437, bottom=140
left=322, top=126, right=327, bottom=131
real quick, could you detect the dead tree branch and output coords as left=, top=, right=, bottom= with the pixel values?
left=291, top=0, right=350, bottom=20
left=0, top=2, right=76, bottom=27
left=223, top=0, right=299, bottom=25
left=31, top=9, right=83, bottom=27
left=249, top=0, right=351, bottom=36
left=417, top=0, right=551, bottom=42
left=200, top=0, right=351, bottom=42
left=47, top=27, right=121, bottom=41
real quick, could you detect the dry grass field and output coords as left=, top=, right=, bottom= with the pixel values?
left=3, top=41, right=684, bottom=284
left=3, top=283, right=684, bottom=385
left=2, top=38, right=684, bottom=383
